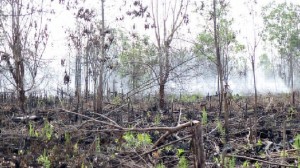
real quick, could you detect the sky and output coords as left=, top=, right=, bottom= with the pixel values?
left=40, top=0, right=300, bottom=94
left=45, top=0, right=300, bottom=59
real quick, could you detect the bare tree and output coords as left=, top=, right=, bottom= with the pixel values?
left=150, top=0, right=190, bottom=110
left=0, top=0, right=49, bottom=113
left=245, top=0, right=261, bottom=123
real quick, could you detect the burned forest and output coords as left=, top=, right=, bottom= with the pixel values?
left=1, top=0, right=300, bottom=167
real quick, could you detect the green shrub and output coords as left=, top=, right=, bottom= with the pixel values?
left=123, top=132, right=152, bottom=148
left=228, top=157, right=236, bottom=168
left=155, top=163, right=166, bottom=168
left=178, top=156, right=188, bottom=168
left=180, top=93, right=202, bottom=103
left=42, top=120, right=53, bottom=141
left=254, top=161, right=262, bottom=168
left=294, top=134, right=300, bottom=149
left=37, top=149, right=51, bottom=168
left=65, top=132, right=71, bottom=144
left=242, top=160, right=249, bottom=168
left=154, top=114, right=161, bottom=125
left=202, top=108, right=208, bottom=125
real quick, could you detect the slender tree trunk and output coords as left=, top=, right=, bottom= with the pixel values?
left=158, top=49, right=165, bottom=110
left=251, top=58, right=257, bottom=115
left=19, top=88, right=26, bottom=112
left=93, top=78, right=97, bottom=112
left=85, top=38, right=89, bottom=103
left=289, top=54, right=294, bottom=105
left=13, top=2, right=26, bottom=113
left=213, top=0, right=228, bottom=142
left=159, top=83, right=165, bottom=110
left=74, top=18, right=82, bottom=121
left=97, top=0, right=105, bottom=113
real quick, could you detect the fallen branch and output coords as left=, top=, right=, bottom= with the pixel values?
left=225, top=154, right=296, bottom=168
left=54, top=108, right=123, bottom=130
left=12, top=115, right=42, bottom=122
left=54, top=108, right=200, bottom=151
left=141, top=135, right=193, bottom=156
left=54, top=108, right=199, bottom=133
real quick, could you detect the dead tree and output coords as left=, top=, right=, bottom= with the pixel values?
left=0, top=1, right=49, bottom=113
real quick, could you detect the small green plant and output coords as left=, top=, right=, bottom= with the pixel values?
left=28, top=122, right=39, bottom=137
left=65, top=132, right=71, bottom=144
left=42, top=120, right=53, bottom=141
left=178, top=156, right=188, bottom=168
left=176, top=148, right=188, bottom=168
left=242, top=160, right=249, bottom=168
left=228, top=157, right=236, bottom=168
left=254, top=161, right=261, bottom=168
left=147, top=111, right=151, bottom=117
left=112, top=96, right=122, bottom=105
left=214, top=156, right=221, bottom=165
left=180, top=93, right=201, bottom=103
left=201, top=108, right=208, bottom=125
left=288, top=107, right=295, bottom=120
left=156, top=163, right=166, bottom=168
left=29, top=122, right=34, bottom=136
left=257, top=139, right=262, bottom=146
left=280, top=150, right=288, bottom=157
left=217, top=120, right=225, bottom=137
left=18, top=149, right=24, bottom=155
left=123, top=132, right=136, bottom=147
left=74, top=142, right=79, bottom=153
left=295, top=135, right=300, bottom=168
left=137, top=133, right=152, bottom=146
left=154, top=114, right=161, bottom=125
left=95, top=136, right=101, bottom=153
left=37, top=149, right=51, bottom=168
left=294, top=134, right=300, bottom=149
left=177, top=148, right=185, bottom=157
left=164, top=145, right=172, bottom=152
left=123, top=132, right=152, bottom=148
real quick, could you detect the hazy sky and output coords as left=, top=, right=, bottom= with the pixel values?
left=42, top=0, right=300, bottom=92
left=45, top=0, right=300, bottom=58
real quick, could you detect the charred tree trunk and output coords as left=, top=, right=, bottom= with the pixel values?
left=159, top=83, right=165, bottom=110
left=150, top=0, right=186, bottom=111
left=193, top=123, right=205, bottom=168
left=13, top=2, right=26, bottom=113
left=19, top=88, right=26, bottom=113
left=158, top=45, right=170, bottom=111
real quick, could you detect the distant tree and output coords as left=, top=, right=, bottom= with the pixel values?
left=118, top=33, right=156, bottom=92
left=194, top=0, right=244, bottom=141
left=243, top=0, right=262, bottom=144
left=262, top=1, right=300, bottom=104
left=194, top=15, right=244, bottom=87
left=0, top=0, right=50, bottom=113
left=120, top=0, right=191, bottom=110
left=59, top=0, right=116, bottom=113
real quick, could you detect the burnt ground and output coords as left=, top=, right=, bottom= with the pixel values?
left=1, top=93, right=300, bottom=167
